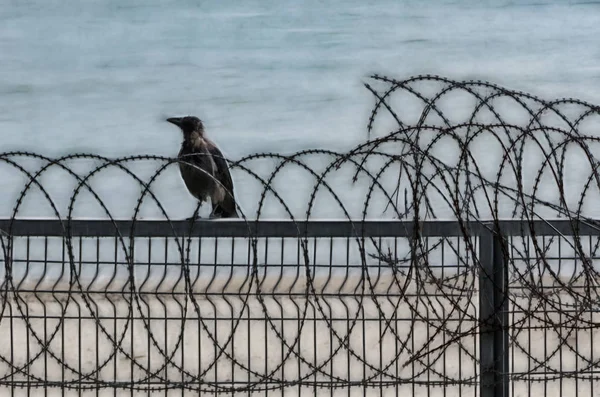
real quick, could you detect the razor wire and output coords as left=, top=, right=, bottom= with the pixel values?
left=0, top=74, right=599, bottom=393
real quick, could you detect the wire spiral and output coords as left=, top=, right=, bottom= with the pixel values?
left=1, top=74, right=599, bottom=394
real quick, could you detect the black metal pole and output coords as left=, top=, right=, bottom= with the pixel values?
left=479, top=226, right=510, bottom=397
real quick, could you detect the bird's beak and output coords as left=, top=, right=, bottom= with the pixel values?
left=166, top=117, right=183, bottom=127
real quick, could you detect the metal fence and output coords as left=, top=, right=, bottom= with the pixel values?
left=2, top=219, right=599, bottom=396
left=2, top=74, right=600, bottom=396
left=4, top=219, right=478, bottom=396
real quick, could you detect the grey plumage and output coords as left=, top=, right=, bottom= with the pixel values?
left=167, top=116, right=238, bottom=218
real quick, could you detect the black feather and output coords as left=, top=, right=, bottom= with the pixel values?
left=168, top=116, right=239, bottom=218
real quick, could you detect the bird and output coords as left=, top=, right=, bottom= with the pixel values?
left=166, top=116, right=239, bottom=218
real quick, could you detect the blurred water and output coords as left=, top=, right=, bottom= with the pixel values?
left=1, top=0, right=600, bottom=218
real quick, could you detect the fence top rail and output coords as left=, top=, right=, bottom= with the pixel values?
left=1, top=218, right=600, bottom=238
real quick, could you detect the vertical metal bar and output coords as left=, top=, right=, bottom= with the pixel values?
left=44, top=236, right=49, bottom=397
left=147, top=236, right=152, bottom=397
left=554, top=235, right=559, bottom=397
left=589, top=235, right=594, bottom=397
left=509, top=235, right=515, bottom=397
left=25, top=236, right=31, bottom=397
left=280, top=236, right=286, bottom=394
left=296, top=238, right=302, bottom=397
left=229, top=237, right=235, bottom=393
left=95, top=237, right=101, bottom=397
left=393, top=236, right=399, bottom=397
left=345, top=237, right=351, bottom=397
left=328, top=237, right=334, bottom=397
left=377, top=236, right=383, bottom=397
left=246, top=236, right=251, bottom=394
left=213, top=237, right=218, bottom=390
left=264, top=237, right=269, bottom=397
left=163, top=237, right=169, bottom=397
left=77, top=236, right=83, bottom=395
left=479, top=226, right=509, bottom=397
left=312, top=237, right=318, bottom=397
left=113, top=236, right=118, bottom=397
left=495, top=230, right=509, bottom=397
left=61, top=236, right=66, bottom=392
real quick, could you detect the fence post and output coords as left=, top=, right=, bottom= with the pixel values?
left=479, top=224, right=509, bottom=397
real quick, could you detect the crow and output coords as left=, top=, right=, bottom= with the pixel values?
left=166, top=116, right=238, bottom=218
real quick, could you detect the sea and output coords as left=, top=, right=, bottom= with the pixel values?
left=1, top=0, right=600, bottom=221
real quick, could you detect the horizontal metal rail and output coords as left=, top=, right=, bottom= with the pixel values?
left=0, top=218, right=599, bottom=237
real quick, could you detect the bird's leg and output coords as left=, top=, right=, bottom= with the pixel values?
left=208, top=209, right=222, bottom=219
left=209, top=200, right=222, bottom=219
left=186, top=205, right=203, bottom=221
